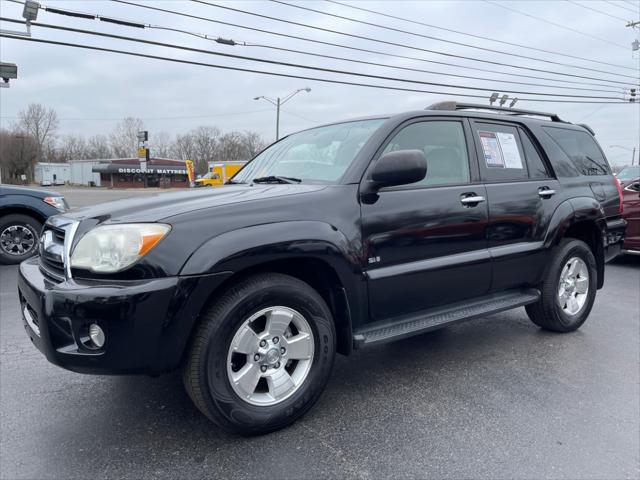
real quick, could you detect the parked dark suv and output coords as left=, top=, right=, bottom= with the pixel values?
left=18, top=102, right=626, bottom=435
left=0, top=185, right=68, bottom=264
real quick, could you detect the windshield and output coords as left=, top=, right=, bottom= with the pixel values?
left=617, top=165, right=640, bottom=180
left=233, top=119, right=385, bottom=184
left=201, top=172, right=215, bottom=179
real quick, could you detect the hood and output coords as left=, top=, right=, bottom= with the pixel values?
left=0, top=184, right=60, bottom=198
left=63, top=184, right=328, bottom=223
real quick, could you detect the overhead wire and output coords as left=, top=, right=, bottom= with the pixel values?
left=110, top=0, right=638, bottom=89
left=6, top=2, right=626, bottom=95
left=271, top=0, right=635, bottom=76
left=193, top=0, right=638, bottom=82
left=484, top=0, right=629, bottom=49
left=565, top=0, right=630, bottom=22
left=0, top=17, right=626, bottom=100
left=325, top=0, right=635, bottom=71
left=0, top=34, right=631, bottom=104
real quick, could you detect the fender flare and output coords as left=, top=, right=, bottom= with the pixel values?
left=179, top=220, right=366, bottom=344
left=543, top=196, right=606, bottom=287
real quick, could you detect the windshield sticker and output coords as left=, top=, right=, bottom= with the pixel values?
left=496, top=132, right=523, bottom=169
left=479, top=131, right=505, bottom=168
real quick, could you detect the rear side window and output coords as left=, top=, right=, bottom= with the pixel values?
left=473, top=123, right=528, bottom=182
left=543, top=127, right=610, bottom=176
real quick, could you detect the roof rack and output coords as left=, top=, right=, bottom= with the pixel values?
left=426, top=101, right=565, bottom=123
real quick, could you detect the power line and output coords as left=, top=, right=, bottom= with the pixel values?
left=271, top=0, right=635, bottom=77
left=194, top=0, right=638, bottom=83
left=0, top=18, right=625, bottom=100
left=110, top=0, right=638, bottom=89
left=9, top=2, right=624, bottom=95
left=565, top=0, right=630, bottom=22
left=325, top=0, right=635, bottom=71
left=607, top=0, right=640, bottom=15
left=484, top=0, right=629, bottom=49
left=0, top=34, right=631, bottom=104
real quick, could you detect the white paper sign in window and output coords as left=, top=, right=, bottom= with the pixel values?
left=496, top=132, right=523, bottom=169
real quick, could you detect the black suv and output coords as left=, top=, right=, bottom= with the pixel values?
left=0, top=185, right=68, bottom=264
left=18, top=102, right=626, bottom=435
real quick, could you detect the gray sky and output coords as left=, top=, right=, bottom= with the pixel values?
left=1, top=0, right=639, bottom=167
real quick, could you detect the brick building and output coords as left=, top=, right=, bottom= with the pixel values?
left=92, top=158, right=189, bottom=188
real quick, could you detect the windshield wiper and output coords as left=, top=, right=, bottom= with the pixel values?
left=252, top=175, right=302, bottom=184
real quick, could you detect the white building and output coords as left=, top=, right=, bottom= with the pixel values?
left=70, top=159, right=102, bottom=186
left=34, top=162, right=70, bottom=186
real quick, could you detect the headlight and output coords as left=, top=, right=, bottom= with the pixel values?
left=70, top=223, right=171, bottom=273
left=43, top=196, right=66, bottom=211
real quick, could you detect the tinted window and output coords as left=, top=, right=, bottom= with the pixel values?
left=544, top=127, right=610, bottom=176
left=473, top=123, right=528, bottom=182
left=382, top=121, right=470, bottom=186
left=617, top=165, right=640, bottom=180
left=519, top=129, right=550, bottom=179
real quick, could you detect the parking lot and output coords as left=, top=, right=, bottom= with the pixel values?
left=1, top=187, right=638, bottom=480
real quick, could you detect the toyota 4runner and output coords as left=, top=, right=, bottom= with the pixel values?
left=18, top=102, right=626, bottom=435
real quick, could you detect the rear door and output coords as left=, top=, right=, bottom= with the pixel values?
left=469, top=120, right=562, bottom=291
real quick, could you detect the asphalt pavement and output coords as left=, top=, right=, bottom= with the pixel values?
left=1, top=188, right=638, bottom=479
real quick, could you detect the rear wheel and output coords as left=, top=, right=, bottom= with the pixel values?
left=183, top=273, right=336, bottom=435
left=526, top=239, right=597, bottom=332
left=0, top=214, right=42, bottom=265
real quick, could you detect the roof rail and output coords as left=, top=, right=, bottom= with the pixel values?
left=427, top=101, right=565, bottom=123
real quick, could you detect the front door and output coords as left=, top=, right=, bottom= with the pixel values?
left=361, top=118, right=491, bottom=321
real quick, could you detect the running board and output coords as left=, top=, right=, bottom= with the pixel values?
left=353, top=289, right=540, bottom=348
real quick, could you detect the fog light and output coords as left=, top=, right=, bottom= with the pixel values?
left=89, top=323, right=105, bottom=348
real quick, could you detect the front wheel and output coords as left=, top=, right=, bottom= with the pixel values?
left=183, top=273, right=336, bottom=435
left=0, top=214, right=42, bottom=265
left=526, top=239, right=597, bottom=332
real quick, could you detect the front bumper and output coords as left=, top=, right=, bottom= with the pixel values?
left=18, top=257, right=231, bottom=375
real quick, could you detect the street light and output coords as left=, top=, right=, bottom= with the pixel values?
left=609, top=145, right=638, bottom=166
left=254, top=87, right=311, bottom=140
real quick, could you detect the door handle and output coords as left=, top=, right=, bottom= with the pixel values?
left=460, top=195, right=485, bottom=206
left=538, top=188, right=556, bottom=198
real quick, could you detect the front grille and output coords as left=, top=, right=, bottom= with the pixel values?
left=38, top=224, right=68, bottom=283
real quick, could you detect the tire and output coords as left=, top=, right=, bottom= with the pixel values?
left=0, top=214, right=42, bottom=265
left=526, top=238, right=597, bottom=333
left=183, top=273, right=336, bottom=435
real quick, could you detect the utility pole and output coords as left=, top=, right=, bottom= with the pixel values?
left=254, top=88, right=311, bottom=141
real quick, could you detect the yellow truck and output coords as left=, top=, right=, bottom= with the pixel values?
left=195, top=161, right=247, bottom=187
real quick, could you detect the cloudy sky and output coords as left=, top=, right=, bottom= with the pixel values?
left=1, top=0, right=638, bottom=167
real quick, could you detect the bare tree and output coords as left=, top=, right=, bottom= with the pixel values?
left=17, top=103, right=59, bottom=162
left=191, top=126, right=221, bottom=174
left=56, top=134, right=89, bottom=162
left=0, top=129, right=38, bottom=183
left=110, top=117, right=144, bottom=158
left=152, top=131, right=172, bottom=158
left=87, top=134, right=112, bottom=159
left=241, top=131, right=267, bottom=158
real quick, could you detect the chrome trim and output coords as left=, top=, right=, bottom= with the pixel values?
left=622, top=249, right=640, bottom=256
left=538, top=189, right=556, bottom=198
left=45, top=216, right=80, bottom=280
left=623, top=184, right=640, bottom=193
left=367, top=241, right=545, bottom=280
left=367, top=249, right=490, bottom=280
left=460, top=195, right=485, bottom=205
left=23, top=306, right=40, bottom=337
left=489, top=241, right=545, bottom=258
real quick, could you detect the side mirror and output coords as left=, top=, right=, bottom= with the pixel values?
left=367, top=150, right=427, bottom=193
left=630, top=182, right=640, bottom=192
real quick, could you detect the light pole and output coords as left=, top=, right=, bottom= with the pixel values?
left=609, top=145, right=638, bottom=166
left=254, top=87, right=311, bottom=141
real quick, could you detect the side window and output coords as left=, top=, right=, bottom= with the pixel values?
left=382, top=121, right=470, bottom=186
left=543, top=127, right=610, bottom=176
left=473, top=122, right=528, bottom=182
left=519, top=129, right=551, bottom=179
